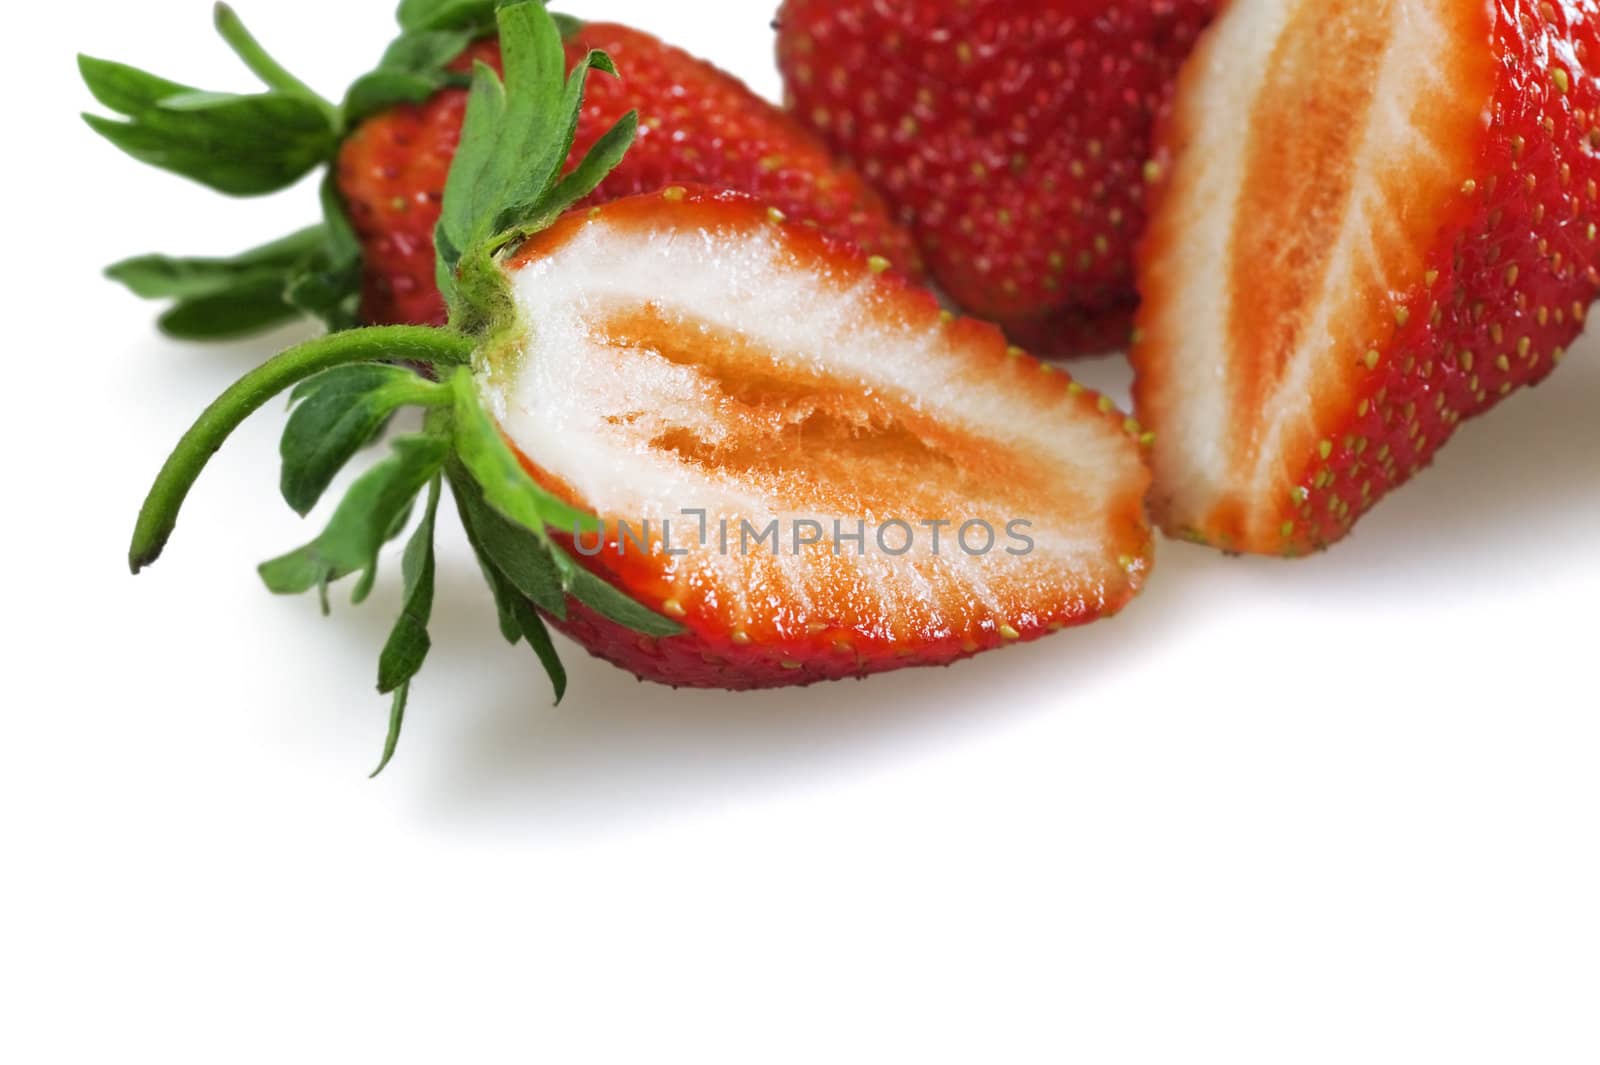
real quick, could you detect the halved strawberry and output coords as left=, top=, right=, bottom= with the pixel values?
left=488, top=187, right=1153, bottom=687
left=122, top=3, right=1152, bottom=769
left=1133, top=0, right=1600, bottom=555
left=775, top=0, right=1220, bottom=356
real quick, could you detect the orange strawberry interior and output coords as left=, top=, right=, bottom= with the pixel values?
left=1133, top=0, right=1497, bottom=551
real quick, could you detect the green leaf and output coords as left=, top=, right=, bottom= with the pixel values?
left=489, top=48, right=620, bottom=234
left=465, top=532, right=524, bottom=643
left=212, top=2, right=338, bottom=124
left=378, top=476, right=441, bottom=694
left=396, top=0, right=581, bottom=37
left=450, top=464, right=565, bottom=616
left=78, top=54, right=191, bottom=116
left=540, top=110, right=637, bottom=219
left=106, top=225, right=327, bottom=300
left=280, top=364, right=450, bottom=516
left=259, top=434, right=449, bottom=606
left=157, top=282, right=303, bottom=340
left=396, top=0, right=497, bottom=33
left=447, top=368, right=598, bottom=539
left=371, top=684, right=410, bottom=778
left=343, top=28, right=476, bottom=124
left=83, top=88, right=337, bottom=196
left=447, top=371, right=684, bottom=638
left=285, top=174, right=364, bottom=332
left=553, top=549, right=686, bottom=638
left=436, top=1, right=578, bottom=274
left=509, top=595, right=567, bottom=702
left=452, top=472, right=569, bottom=702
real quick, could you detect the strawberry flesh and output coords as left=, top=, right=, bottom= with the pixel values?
left=1132, top=0, right=1600, bottom=555
left=486, top=189, right=1154, bottom=688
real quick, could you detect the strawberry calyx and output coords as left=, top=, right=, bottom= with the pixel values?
left=82, top=0, right=585, bottom=339
left=127, top=0, right=677, bottom=776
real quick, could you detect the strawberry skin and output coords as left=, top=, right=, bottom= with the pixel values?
left=775, top=0, right=1219, bottom=356
left=1133, top=0, right=1600, bottom=556
left=338, top=25, right=921, bottom=328
left=491, top=188, right=1154, bottom=689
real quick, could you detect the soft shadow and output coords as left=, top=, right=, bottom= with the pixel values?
left=404, top=542, right=1215, bottom=834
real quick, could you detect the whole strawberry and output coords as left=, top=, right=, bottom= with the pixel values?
left=775, top=0, right=1219, bottom=356
left=84, top=1, right=920, bottom=337
left=1133, top=0, right=1600, bottom=555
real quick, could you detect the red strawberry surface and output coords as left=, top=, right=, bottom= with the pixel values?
left=492, top=188, right=1154, bottom=688
left=339, top=24, right=922, bottom=328
left=775, top=0, right=1219, bottom=356
left=1132, top=0, right=1600, bottom=556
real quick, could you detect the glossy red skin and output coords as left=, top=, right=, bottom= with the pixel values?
left=775, top=0, right=1218, bottom=356
left=336, top=26, right=922, bottom=328
left=503, top=188, right=1153, bottom=689
left=1134, top=0, right=1600, bottom=555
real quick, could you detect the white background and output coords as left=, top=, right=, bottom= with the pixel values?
left=4, top=1, right=1598, bottom=1061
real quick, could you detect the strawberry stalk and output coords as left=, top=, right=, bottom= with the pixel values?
left=128, top=324, right=473, bottom=573
left=127, top=0, right=680, bottom=774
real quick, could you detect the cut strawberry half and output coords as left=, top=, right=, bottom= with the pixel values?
left=486, top=187, right=1154, bottom=687
left=1133, top=0, right=1600, bottom=555
left=120, top=3, right=1153, bottom=772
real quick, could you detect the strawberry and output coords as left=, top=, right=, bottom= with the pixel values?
left=1132, top=0, right=1600, bottom=556
left=775, top=0, right=1219, bottom=356
left=123, top=4, right=1152, bottom=768
left=85, top=1, right=919, bottom=338
left=485, top=186, right=1152, bottom=687
left=339, top=25, right=923, bottom=327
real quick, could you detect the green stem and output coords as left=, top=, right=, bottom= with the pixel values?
left=129, top=325, right=475, bottom=574
left=213, top=2, right=339, bottom=126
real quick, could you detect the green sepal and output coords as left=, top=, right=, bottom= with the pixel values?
left=451, top=469, right=568, bottom=702
left=434, top=1, right=630, bottom=315
left=106, top=225, right=325, bottom=300
left=446, top=377, right=686, bottom=640
left=79, top=55, right=336, bottom=196
left=553, top=551, right=686, bottom=639
left=107, top=226, right=336, bottom=340
left=343, top=28, right=476, bottom=125
left=280, top=364, right=451, bottom=516
left=377, top=475, right=441, bottom=695
left=508, top=594, right=567, bottom=702
left=447, top=367, right=598, bottom=538
left=284, top=175, right=365, bottom=332
left=258, top=433, right=449, bottom=609
left=212, top=3, right=338, bottom=123
left=396, top=0, right=498, bottom=33
left=158, top=283, right=304, bottom=340
left=373, top=475, right=441, bottom=775
left=397, top=0, right=583, bottom=39
left=372, top=685, right=411, bottom=779
left=451, top=464, right=565, bottom=616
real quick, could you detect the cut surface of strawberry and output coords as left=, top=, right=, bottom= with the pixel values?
left=1133, top=0, right=1600, bottom=555
left=487, top=189, right=1154, bottom=687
